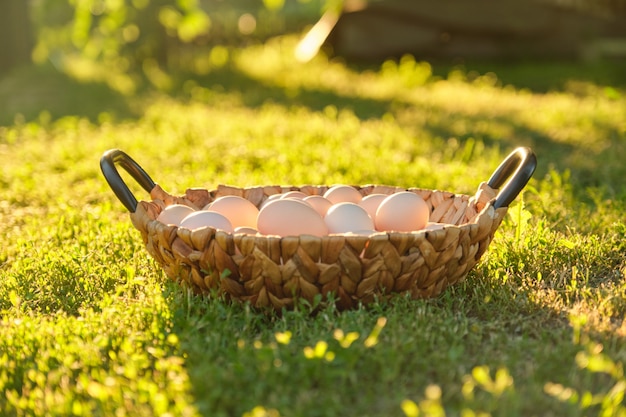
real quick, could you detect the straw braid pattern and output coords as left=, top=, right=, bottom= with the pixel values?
left=130, top=183, right=507, bottom=310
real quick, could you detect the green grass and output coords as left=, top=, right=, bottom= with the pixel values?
left=1, top=35, right=625, bottom=416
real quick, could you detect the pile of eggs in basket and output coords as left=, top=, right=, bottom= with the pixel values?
left=157, top=185, right=444, bottom=236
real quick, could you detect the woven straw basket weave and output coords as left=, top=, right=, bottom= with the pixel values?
left=101, top=147, right=536, bottom=311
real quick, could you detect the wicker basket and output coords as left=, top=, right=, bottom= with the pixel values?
left=101, top=147, right=536, bottom=310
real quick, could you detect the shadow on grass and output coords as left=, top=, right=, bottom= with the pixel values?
left=429, top=58, right=626, bottom=94
left=0, top=64, right=136, bottom=126
left=177, top=64, right=395, bottom=120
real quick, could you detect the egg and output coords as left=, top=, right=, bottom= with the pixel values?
left=257, top=199, right=328, bottom=237
left=156, top=204, right=195, bottom=226
left=323, top=185, right=362, bottom=204
left=204, top=195, right=259, bottom=229
left=375, top=191, right=429, bottom=232
left=280, top=191, right=308, bottom=200
left=303, top=195, right=333, bottom=217
left=234, top=226, right=260, bottom=235
left=358, top=193, right=388, bottom=221
left=259, top=193, right=283, bottom=210
left=324, top=202, right=374, bottom=234
left=285, top=197, right=314, bottom=209
left=179, top=210, right=234, bottom=232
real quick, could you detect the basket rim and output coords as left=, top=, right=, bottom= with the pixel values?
left=130, top=182, right=502, bottom=243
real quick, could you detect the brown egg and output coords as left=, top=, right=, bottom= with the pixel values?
left=204, top=195, right=259, bottom=229
left=358, top=194, right=387, bottom=221
left=234, top=226, right=260, bottom=235
left=323, top=185, right=362, bottom=204
left=303, top=195, right=333, bottom=217
left=375, top=192, right=429, bottom=232
left=280, top=191, right=309, bottom=200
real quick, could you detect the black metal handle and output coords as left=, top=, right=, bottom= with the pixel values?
left=487, top=147, right=537, bottom=209
left=100, top=149, right=156, bottom=212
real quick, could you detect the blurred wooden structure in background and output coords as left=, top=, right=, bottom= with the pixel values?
left=0, top=0, right=33, bottom=74
left=303, top=0, right=626, bottom=62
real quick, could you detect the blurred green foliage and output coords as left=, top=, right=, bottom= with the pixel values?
left=29, top=0, right=332, bottom=93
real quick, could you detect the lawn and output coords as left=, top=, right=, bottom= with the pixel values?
left=1, top=34, right=625, bottom=417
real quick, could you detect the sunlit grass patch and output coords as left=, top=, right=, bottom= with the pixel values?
left=0, top=278, right=199, bottom=416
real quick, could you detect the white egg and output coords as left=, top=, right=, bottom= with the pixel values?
left=259, top=193, right=283, bottom=210
left=179, top=210, right=234, bottom=232
left=156, top=204, right=195, bottom=226
left=324, top=202, right=374, bottom=234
